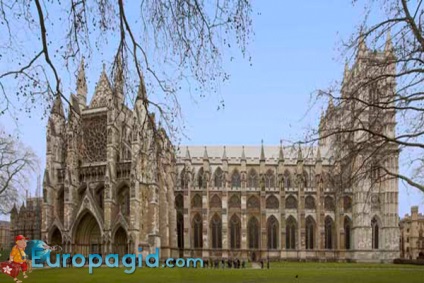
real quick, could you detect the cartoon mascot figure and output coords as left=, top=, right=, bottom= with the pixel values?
left=9, top=235, right=29, bottom=283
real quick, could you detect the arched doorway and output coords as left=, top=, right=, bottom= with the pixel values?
left=49, top=227, right=62, bottom=262
left=113, top=226, right=128, bottom=257
left=50, top=227, right=62, bottom=246
left=74, top=212, right=102, bottom=256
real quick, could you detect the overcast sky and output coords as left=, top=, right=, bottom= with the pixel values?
left=1, top=0, right=423, bottom=218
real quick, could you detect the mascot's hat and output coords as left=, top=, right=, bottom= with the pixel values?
left=15, top=235, right=29, bottom=242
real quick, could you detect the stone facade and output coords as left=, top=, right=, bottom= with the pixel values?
left=400, top=206, right=424, bottom=260
left=41, top=34, right=400, bottom=262
left=42, top=60, right=177, bottom=259
left=10, top=197, right=42, bottom=247
left=175, top=34, right=399, bottom=263
left=0, top=220, right=10, bottom=250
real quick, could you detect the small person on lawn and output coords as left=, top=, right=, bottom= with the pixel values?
left=9, top=235, right=30, bottom=283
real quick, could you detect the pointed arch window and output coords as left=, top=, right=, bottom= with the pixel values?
left=303, top=171, right=309, bottom=188
left=305, top=195, right=315, bottom=210
left=210, top=195, right=222, bottom=208
left=177, top=212, right=184, bottom=249
left=324, top=196, right=335, bottom=211
left=193, top=214, right=203, bottom=248
left=230, top=215, right=241, bottom=249
left=197, top=168, right=204, bottom=188
left=267, top=216, right=278, bottom=249
left=117, top=185, right=130, bottom=217
left=191, top=194, right=202, bottom=208
left=265, top=169, right=275, bottom=189
left=371, top=217, right=379, bottom=249
left=231, top=169, right=241, bottom=188
left=211, top=214, right=222, bottom=249
left=266, top=195, right=279, bottom=209
left=344, top=216, right=352, bottom=250
left=247, top=195, right=260, bottom=209
left=248, top=217, right=259, bottom=249
left=285, top=195, right=297, bottom=209
left=305, top=216, right=315, bottom=250
left=286, top=216, right=296, bottom=250
left=248, top=169, right=258, bottom=188
left=180, top=168, right=187, bottom=189
left=175, top=194, right=184, bottom=210
left=284, top=170, right=291, bottom=189
left=214, top=167, right=223, bottom=188
left=343, top=196, right=352, bottom=212
left=325, top=216, right=334, bottom=249
left=228, top=195, right=241, bottom=209
left=57, top=188, right=65, bottom=223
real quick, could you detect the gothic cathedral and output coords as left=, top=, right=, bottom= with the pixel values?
left=42, top=35, right=399, bottom=262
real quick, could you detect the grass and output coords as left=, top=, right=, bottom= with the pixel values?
left=1, top=262, right=423, bottom=283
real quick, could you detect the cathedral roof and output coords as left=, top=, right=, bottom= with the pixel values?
left=177, top=145, right=331, bottom=165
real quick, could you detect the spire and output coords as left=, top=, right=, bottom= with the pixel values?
left=136, top=80, right=147, bottom=102
left=185, top=146, right=191, bottom=160
left=36, top=174, right=41, bottom=198
left=11, top=203, right=17, bottom=214
left=343, top=61, right=349, bottom=80
left=114, top=55, right=124, bottom=105
left=279, top=140, right=284, bottom=162
left=203, top=146, right=209, bottom=160
left=359, top=31, right=367, bottom=51
left=222, top=146, right=228, bottom=160
left=297, top=144, right=303, bottom=162
left=90, top=63, right=112, bottom=108
left=51, top=94, right=64, bottom=118
left=241, top=146, right=246, bottom=161
left=114, top=55, right=123, bottom=83
left=385, top=29, right=394, bottom=55
left=316, top=146, right=322, bottom=162
left=69, top=93, right=81, bottom=117
left=260, top=139, right=265, bottom=161
left=76, top=57, right=87, bottom=106
left=327, top=96, right=335, bottom=115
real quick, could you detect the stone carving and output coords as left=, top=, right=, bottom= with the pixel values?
left=80, top=115, right=107, bottom=162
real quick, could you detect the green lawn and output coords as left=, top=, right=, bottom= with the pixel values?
left=2, top=262, right=423, bottom=283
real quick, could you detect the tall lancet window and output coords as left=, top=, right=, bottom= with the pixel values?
left=193, top=213, right=203, bottom=248
left=267, top=216, right=278, bottom=249
left=371, top=217, right=379, bottom=249
left=230, top=214, right=241, bottom=249
left=211, top=214, right=222, bottom=249
left=286, top=216, right=296, bottom=250
left=305, top=216, right=315, bottom=250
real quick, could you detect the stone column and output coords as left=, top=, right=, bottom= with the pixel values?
left=202, top=189, right=209, bottom=258
left=241, top=191, right=247, bottom=259
left=183, top=189, right=191, bottom=257
left=222, top=191, right=228, bottom=258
